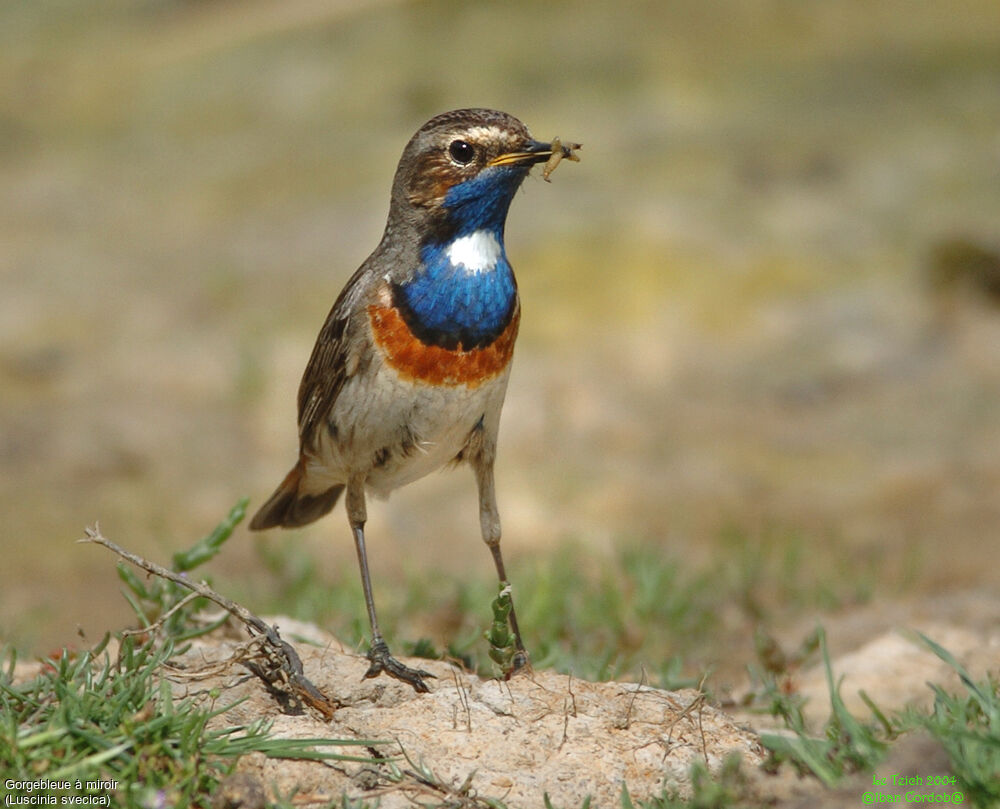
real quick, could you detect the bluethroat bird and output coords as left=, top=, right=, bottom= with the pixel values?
left=250, top=108, right=580, bottom=692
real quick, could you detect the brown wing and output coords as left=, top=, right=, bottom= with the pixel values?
left=250, top=296, right=357, bottom=532
left=296, top=311, right=348, bottom=449
left=294, top=257, right=380, bottom=451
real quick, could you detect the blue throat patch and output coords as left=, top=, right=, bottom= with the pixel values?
left=393, top=167, right=525, bottom=350
left=440, top=165, right=525, bottom=235
left=394, top=235, right=516, bottom=350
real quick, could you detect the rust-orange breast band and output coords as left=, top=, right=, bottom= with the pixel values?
left=367, top=301, right=519, bottom=388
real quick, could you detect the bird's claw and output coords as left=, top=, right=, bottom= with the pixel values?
left=364, top=639, right=435, bottom=693
left=505, top=649, right=531, bottom=679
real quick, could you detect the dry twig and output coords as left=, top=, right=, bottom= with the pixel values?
left=80, top=525, right=338, bottom=720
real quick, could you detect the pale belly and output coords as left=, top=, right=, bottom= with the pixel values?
left=305, top=362, right=510, bottom=498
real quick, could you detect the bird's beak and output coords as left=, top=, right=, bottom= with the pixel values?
left=488, top=138, right=581, bottom=168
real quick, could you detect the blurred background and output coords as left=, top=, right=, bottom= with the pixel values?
left=2, top=0, right=999, bottom=682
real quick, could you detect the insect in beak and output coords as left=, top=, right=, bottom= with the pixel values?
left=488, top=137, right=582, bottom=181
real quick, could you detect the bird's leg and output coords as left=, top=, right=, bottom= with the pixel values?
left=473, top=451, right=529, bottom=674
left=346, top=477, right=434, bottom=692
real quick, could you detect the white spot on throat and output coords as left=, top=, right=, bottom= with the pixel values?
left=446, top=230, right=502, bottom=275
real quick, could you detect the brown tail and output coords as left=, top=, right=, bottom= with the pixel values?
left=249, top=460, right=344, bottom=530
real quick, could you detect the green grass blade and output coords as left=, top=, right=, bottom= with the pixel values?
left=172, top=496, right=248, bottom=572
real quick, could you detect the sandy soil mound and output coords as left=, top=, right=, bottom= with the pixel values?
left=168, top=618, right=763, bottom=808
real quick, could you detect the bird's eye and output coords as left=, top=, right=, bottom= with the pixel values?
left=448, top=139, right=476, bottom=165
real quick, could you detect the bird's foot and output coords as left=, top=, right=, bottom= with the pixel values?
left=505, top=649, right=531, bottom=679
left=364, top=638, right=435, bottom=693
